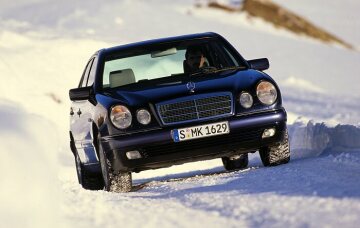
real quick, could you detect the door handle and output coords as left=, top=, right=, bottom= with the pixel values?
left=77, top=109, right=82, bottom=116
left=70, top=108, right=74, bottom=116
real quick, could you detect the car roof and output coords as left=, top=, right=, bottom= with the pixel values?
left=99, top=32, right=221, bottom=55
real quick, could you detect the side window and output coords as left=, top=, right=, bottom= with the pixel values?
left=212, top=42, right=239, bottom=68
left=209, top=42, right=226, bottom=68
left=78, top=58, right=94, bottom=88
left=224, top=46, right=240, bottom=66
left=86, top=56, right=98, bottom=86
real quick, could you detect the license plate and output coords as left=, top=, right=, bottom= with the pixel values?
left=172, top=121, right=230, bottom=142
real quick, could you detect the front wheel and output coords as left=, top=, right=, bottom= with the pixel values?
left=222, top=153, right=249, bottom=171
left=259, top=130, right=290, bottom=166
left=75, top=152, right=104, bottom=190
left=98, top=139, right=132, bottom=193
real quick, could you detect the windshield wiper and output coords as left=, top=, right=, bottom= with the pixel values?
left=215, top=66, right=247, bottom=73
left=190, top=66, right=218, bottom=76
left=136, top=74, right=187, bottom=87
left=137, top=79, right=149, bottom=83
left=190, top=65, right=247, bottom=76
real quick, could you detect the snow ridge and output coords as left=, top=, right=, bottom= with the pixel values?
left=289, top=120, right=360, bottom=159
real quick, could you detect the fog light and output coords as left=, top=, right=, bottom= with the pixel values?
left=262, top=128, right=276, bottom=138
left=126, top=150, right=142, bottom=159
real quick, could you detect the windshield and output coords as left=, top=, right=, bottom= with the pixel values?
left=102, top=38, right=245, bottom=89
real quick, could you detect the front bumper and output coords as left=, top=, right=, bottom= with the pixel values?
left=101, top=109, right=287, bottom=173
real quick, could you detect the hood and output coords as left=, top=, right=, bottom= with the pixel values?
left=104, top=69, right=272, bottom=107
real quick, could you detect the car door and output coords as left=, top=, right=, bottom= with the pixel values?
left=70, top=56, right=98, bottom=164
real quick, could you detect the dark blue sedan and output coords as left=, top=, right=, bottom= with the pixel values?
left=69, top=32, right=290, bottom=192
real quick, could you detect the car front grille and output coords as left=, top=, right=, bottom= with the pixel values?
left=156, top=92, right=233, bottom=125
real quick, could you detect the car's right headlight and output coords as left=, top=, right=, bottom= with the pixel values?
left=256, top=81, right=277, bottom=105
left=110, top=105, right=132, bottom=129
left=239, top=92, right=253, bottom=108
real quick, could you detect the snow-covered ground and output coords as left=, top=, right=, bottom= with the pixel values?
left=0, top=0, right=360, bottom=227
left=272, top=0, right=360, bottom=49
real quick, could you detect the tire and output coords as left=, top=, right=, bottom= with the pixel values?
left=75, top=152, right=104, bottom=190
left=98, top=139, right=132, bottom=193
left=259, top=129, right=290, bottom=167
left=222, top=153, right=249, bottom=171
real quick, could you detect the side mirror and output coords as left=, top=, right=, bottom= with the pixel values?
left=248, top=58, right=269, bottom=71
left=69, top=87, right=93, bottom=101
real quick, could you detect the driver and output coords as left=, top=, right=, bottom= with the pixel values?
left=183, top=46, right=208, bottom=73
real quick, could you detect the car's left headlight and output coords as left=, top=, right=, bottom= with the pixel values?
left=256, top=81, right=277, bottom=105
left=136, top=109, right=151, bottom=125
left=239, top=92, right=253, bottom=108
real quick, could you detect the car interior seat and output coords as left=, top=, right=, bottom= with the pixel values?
left=109, top=69, right=136, bottom=88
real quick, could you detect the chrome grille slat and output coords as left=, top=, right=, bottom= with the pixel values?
left=198, top=107, right=232, bottom=118
left=161, top=106, right=197, bottom=117
left=197, top=101, right=231, bottom=111
left=157, top=93, right=233, bottom=125
left=160, top=100, right=195, bottom=112
left=162, top=113, right=198, bottom=123
left=162, top=112, right=198, bottom=120
left=196, top=96, right=229, bottom=105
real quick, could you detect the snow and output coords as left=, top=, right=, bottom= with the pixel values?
left=272, top=0, right=360, bottom=49
left=282, top=76, right=326, bottom=94
left=0, top=0, right=360, bottom=227
left=289, top=120, right=360, bottom=158
left=59, top=140, right=360, bottom=227
left=0, top=100, right=62, bottom=227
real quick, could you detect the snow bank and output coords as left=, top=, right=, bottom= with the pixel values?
left=272, top=0, right=360, bottom=48
left=0, top=30, right=110, bottom=166
left=281, top=80, right=360, bottom=126
left=289, top=120, right=360, bottom=159
left=0, top=100, right=62, bottom=228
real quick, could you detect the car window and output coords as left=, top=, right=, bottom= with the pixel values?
left=87, top=56, right=98, bottom=86
left=223, top=46, right=240, bottom=66
left=79, top=58, right=94, bottom=88
left=102, top=39, right=245, bottom=88
left=103, top=49, right=186, bottom=87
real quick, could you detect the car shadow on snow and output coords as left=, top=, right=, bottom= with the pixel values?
left=131, top=153, right=360, bottom=200
left=131, top=166, right=227, bottom=191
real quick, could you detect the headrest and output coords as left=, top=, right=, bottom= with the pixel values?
left=109, top=69, right=136, bottom=88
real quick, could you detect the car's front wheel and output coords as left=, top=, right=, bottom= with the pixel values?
left=75, top=152, right=104, bottom=190
left=222, top=153, right=249, bottom=171
left=98, top=139, right=132, bottom=193
left=259, top=129, right=290, bottom=166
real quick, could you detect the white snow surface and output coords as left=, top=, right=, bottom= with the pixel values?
left=0, top=100, right=62, bottom=227
left=0, top=0, right=360, bottom=227
left=272, top=0, right=360, bottom=49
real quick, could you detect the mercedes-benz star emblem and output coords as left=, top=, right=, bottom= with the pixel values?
left=186, top=81, right=196, bottom=93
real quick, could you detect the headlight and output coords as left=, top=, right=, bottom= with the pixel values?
left=110, top=105, right=132, bottom=129
left=136, top=109, right=151, bottom=125
left=239, top=92, right=253, bottom=108
left=256, top=81, right=277, bottom=105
